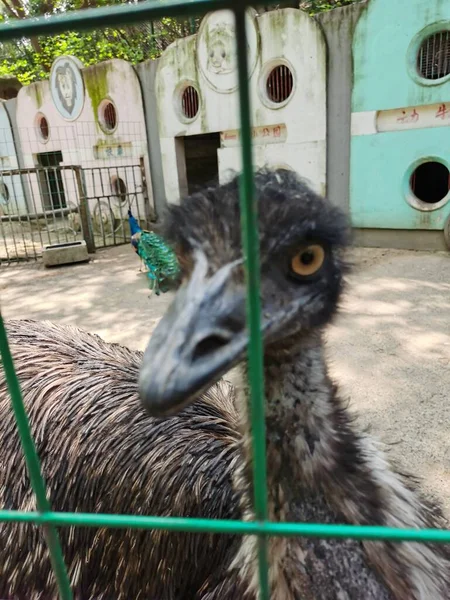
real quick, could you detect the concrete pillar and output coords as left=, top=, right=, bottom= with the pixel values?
left=134, top=60, right=167, bottom=221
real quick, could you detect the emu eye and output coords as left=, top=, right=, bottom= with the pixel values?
left=290, top=245, right=325, bottom=278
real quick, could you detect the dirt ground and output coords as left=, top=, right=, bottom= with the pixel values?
left=0, top=245, right=449, bottom=516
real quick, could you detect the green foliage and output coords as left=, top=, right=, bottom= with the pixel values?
left=300, top=0, right=359, bottom=15
left=0, top=0, right=360, bottom=84
left=0, top=0, right=200, bottom=84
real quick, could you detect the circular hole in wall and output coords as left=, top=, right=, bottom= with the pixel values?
left=181, top=86, right=199, bottom=120
left=266, top=65, right=294, bottom=104
left=98, top=100, right=117, bottom=133
left=111, top=176, right=127, bottom=203
left=410, top=161, right=450, bottom=204
left=417, top=31, right=450, bottom=80
left=36, top=113, right=49, bottom=142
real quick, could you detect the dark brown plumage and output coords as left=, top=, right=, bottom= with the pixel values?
left=139, top=168, right=450, bottom=599
left=0, top=319, right=242, bottom=599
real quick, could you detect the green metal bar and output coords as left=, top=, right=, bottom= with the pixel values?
left=0, top=0, right=273, bottom=42
left=0, top=4, right=447, bottom=600
left=0, top=510, right=449, bottom=543
left=0, top=314, right=73, bottom=600
left=234, top=8, right=269, bottom=600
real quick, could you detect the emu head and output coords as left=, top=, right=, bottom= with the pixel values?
left=139, top=169, right=349, bottom=417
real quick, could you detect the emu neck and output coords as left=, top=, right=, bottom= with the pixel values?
left=237, top=332, right=337, bottom=519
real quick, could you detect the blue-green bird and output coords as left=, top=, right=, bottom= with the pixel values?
left=128, top=209, right=180, bottom=295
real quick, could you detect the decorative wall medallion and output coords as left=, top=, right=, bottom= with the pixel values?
left=197, top=9, right=259, bottom=93
left=50, top=56, right=85, bottom=121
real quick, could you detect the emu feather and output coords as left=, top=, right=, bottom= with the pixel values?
left=0, top=319, right=241, bottom=599
left=139, top=168, right=450, bottom=600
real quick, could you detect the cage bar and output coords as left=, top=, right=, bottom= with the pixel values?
left=0, top=314, right=73, bottom=599
left=234, top=8, right=270, bottom=599
left=0, top=1, right=449, bottom=599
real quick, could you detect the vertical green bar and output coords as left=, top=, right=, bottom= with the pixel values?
left=234, top=8, right=270, bottom=600
left=0, top=313, right=73, bottom=600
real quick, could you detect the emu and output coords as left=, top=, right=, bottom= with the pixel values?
left=139, top=169, right=450, bottom=599
left=0, top=320, right=243, bottom=598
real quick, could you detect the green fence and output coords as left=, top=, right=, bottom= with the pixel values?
left=0, top=1, right=449, bottom=599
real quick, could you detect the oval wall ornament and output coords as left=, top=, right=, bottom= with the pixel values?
left=197, top=8, right=259, bottom=94
left=50, top=55, right=85, bottom=121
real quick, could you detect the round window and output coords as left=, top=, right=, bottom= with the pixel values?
left=266, top=64, right=294, bottom=104
left=98, top=100, right=117, bottom=133
left=181, top=85, right=199, bottom=120
left=406, top=160, right=450, bottom=212
left=36, top=113, right=49, bottom=142
left=417, top=31, right=450, bottom=80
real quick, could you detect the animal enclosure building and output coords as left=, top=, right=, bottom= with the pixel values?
left=2, top=0, right=450, bottom=263
left=156, top=8, right=327, bottom=204
left=15, top=56, right=153, bottom=232
left=350, top=0, right=450, bottom=249
left=0, top=55, right=155, bottom=262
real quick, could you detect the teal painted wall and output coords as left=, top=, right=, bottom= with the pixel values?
left=351, top=128, right=450, bottom=229
left=351, top=0, right=450, bottom=230
left=353, top=0, right=450, bottom=112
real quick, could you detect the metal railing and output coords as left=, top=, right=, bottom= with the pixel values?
left=0, top=165, right=86, bottom=262
left=0, top=2, right=449, bottom=600
left=0, top=162, right=149, bottom=262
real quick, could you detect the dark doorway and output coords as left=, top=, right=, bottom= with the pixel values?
left=183, top=133, right=221, bottom=194
left=36, top=151, right=67, bottom=210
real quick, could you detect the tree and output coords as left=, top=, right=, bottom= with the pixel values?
left=299, top=0, right=359, bottom=14
left=0, top=0, right=200, bottom=84
left=0, top=0, right=360, bottom=84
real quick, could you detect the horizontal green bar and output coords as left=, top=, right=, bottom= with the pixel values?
left=0, top=0, right=270, bottom=42
left=0, top=510, right=449, bottom=543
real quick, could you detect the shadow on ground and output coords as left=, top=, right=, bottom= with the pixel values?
left=327, top=248, right=450, bottom=515
left=0, top=246, right=171, bottom=351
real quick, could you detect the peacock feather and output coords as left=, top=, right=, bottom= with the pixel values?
left=137, top=230, right=180, bottom=295
left=128, top=210, right=180, bottom=295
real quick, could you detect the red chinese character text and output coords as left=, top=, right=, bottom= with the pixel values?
left=436, top=104, right=449, bottom=119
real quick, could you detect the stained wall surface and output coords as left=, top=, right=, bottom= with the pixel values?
left=14, top=57, right=152, bottom=233
left=156, top=8, right=327, bottom=204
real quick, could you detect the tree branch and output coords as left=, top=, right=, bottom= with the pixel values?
left=0, top=0, right=21, bottom=19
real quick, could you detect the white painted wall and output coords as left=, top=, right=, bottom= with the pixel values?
left=0, top=100, right=26, bottom=214
left=15, top=59, right=152, bottom=227
left=156, top=7, right=327, bottom=203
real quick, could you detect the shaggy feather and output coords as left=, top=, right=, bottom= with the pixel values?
left=157, top=168, right=450, bottom=599
left=0, top=319, right=242, bottom=599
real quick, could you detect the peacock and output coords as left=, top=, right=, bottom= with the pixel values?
left=128, top=209, right=180, bottom=295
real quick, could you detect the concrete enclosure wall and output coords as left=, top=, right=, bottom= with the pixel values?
left=351, top=0, right=450, bottom=232
left=14, top=57, right=153, bottom=230
left=0, top=101, right=26, bottom=215
left=2, top=2, right=450, bottom=251
left=156, top=8, right=327, bottom=204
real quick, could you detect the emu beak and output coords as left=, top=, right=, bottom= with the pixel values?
left=139, top=253, right=247, bottom=417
